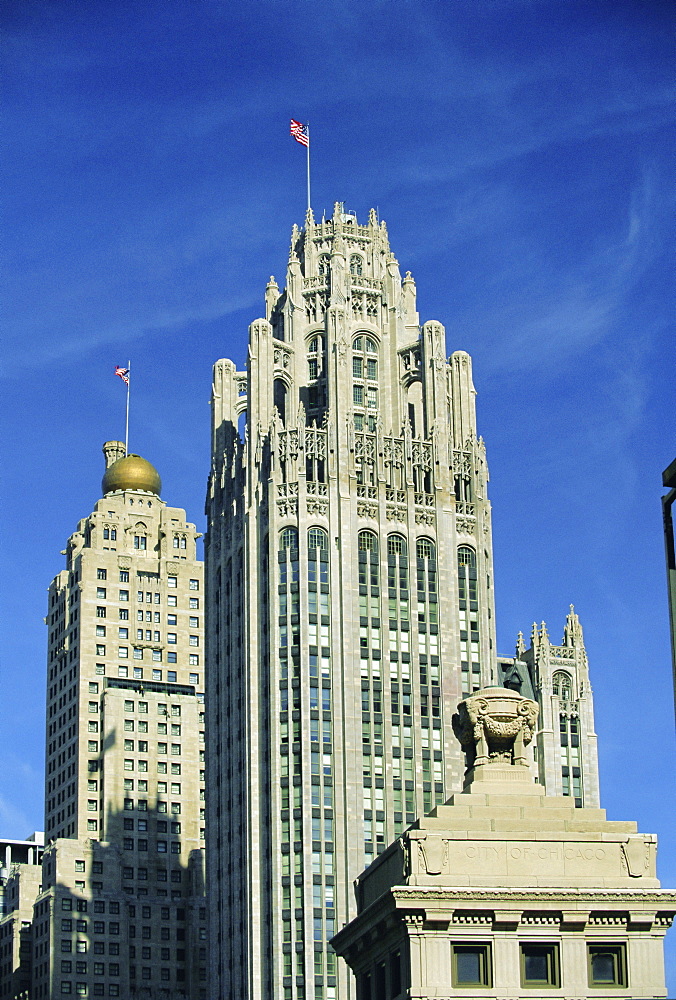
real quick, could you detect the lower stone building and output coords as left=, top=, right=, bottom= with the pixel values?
left=0, top=834, right=44, bottom=1000
left=332, top=687, right=675, bottom=998
left=30, top=835, right=207, bottom=999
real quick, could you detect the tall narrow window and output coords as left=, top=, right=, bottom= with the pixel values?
left=457, top=545, right=478, bottom=694
left=273, top=379, right=287, bottom=424
left=352, top=335, right=379, bottom=433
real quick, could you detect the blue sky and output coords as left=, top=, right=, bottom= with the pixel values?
left=2, top=0, right=675, bottom=980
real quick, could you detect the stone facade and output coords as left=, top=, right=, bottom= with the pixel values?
left=0, top=834, right=44, bottom=1000
left=499, top=607, right=600, bottom=807
left=332, top=688, right=675, bottom=999
left=205, top=205, right=603, bottom=1000
left=30, top=444, right=207, bottom=999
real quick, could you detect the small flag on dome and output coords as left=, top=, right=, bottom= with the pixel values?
left=290, top=119, right=309, bottom=147
left=115, top=365, right=130, bottom=385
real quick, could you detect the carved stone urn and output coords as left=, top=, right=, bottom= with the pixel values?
left=452, top=686, right=539, bottom=771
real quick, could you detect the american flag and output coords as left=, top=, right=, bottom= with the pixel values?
left=115, top=365, right=130, bottom=386
left=290, top=119, right=309, bottom=147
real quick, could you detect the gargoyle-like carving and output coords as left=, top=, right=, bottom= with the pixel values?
left=452, top=687, right=539, bottom=770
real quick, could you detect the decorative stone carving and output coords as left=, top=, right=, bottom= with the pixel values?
left=452, top=687, right=539, bottom=770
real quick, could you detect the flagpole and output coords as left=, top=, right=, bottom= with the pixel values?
left=306, top=122, right=311, bottom=212
left=125, top=360, right=131, bottom=456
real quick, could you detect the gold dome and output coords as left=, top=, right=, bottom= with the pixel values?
left=102, top=454, right=162, bottom=496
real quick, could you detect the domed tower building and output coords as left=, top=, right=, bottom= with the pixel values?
left=31, top=443, right=208, bottom=999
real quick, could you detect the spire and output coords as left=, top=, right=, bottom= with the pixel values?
left=516, top=631, right=526, bottom=658
left=530, top=621, right=538, bottom=650
left=265, top=276, right=280, bottom=320
left=563, top=604, right=585, bottom=647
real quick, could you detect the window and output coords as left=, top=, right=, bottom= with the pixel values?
left=189, top=672, right=199, bottom=684
left=279, top=528, right=298, bottom=550
left=520, top=943, right=560, bottom=988
left=96, top=644, right=106, bottom=656
left=168, top=576, right=177, bottom=588
left=452, top=944, right=492, bottom=987
left=167, top=633, right=177, bottom=644
left=553, top=671, right=573, bottom=700
left=349, top=254, right=363, bottom=276
left=119, top=590, right=129, bottom=602
left=167, top=614, right=177, bottom=625
left=120, top=570, right=129, bottom=582
left=97, top=569, right=107, bottom=580
left=358, top=530, right=378, bottom=553
left=168, top=671, right=177, bottom=683
left=167, top=594, right=177, bottom=606
left=189, top=616, right=199, bottom=628
left=588, top=944, right=627, bottom=987
left=457, top=545, right=476, bottom=567
left=307, top=527, right=328, bottom=551
left=189, top=635, right=199, bottom=646
left=134, top=535, right=147, bottom=550
left=96, top=587, right=106, bottom=598
left=189, top=578, right=199, bottom=590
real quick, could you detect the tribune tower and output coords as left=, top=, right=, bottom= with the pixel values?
left=206, top=203, right=505, bottom=999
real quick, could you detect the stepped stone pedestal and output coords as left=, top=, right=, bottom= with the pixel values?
left=332, top=688, right=675, bottom=999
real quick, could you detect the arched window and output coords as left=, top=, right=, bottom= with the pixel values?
left=387, top=535, right=408, bottom=592
left=457, top=545, right=476, bottom=567
left=274, top=378, right=287, bottom=421
left=553, top=671, right=572, bottom=700
left=358, top=531, right=378, bottom=552
left=308, top=527, right=328, bottom=551
left=308, top=528, right=329, bottom=589
left=352, top=336, right=379, bottom=429
left=358, top=531, right=380, bottom=615
left=416, top=538, right=435, bottom=561
left=387, top=535, right=407, bottom=556
left=280, top=528, right=298, bottom=550
left=350, top=255, right=363, bottom=276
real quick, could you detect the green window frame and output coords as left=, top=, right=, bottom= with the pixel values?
left=520, top=943, right=560, bottom=988
left=588, top=943, right=627, bottom=987
left=452, top=943, right=492, bottom=987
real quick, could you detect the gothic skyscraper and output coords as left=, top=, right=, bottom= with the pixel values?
left=205, top=204, right=598, bottom=1000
